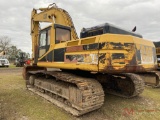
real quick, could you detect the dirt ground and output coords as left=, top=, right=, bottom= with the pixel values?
left=0, top=68, right=160, bottom=120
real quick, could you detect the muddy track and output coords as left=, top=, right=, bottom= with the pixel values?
left=27, top=71, right=104, bottom=116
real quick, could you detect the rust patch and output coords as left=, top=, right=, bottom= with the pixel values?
left=66, top=46, right=83, bottom=52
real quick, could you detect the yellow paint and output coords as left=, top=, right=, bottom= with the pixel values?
left=37, top=62, right=98, bottom=71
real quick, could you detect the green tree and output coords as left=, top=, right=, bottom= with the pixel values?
left=0, top=36, right=11, bottom=52
left=8, top=46, right=23, bottom=61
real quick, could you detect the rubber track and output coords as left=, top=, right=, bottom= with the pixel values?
left=106, top=73, right=145, bottom=98
left=28, top=71, right=104, bottom=116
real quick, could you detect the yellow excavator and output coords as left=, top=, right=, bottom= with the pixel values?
left=23, top=3, right=159, bottom=116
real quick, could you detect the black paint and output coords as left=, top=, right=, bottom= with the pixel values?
left=54, top=48, right=65, bottom=62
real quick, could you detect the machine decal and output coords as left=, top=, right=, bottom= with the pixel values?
left=65, top=53, right=98, bottom=64
left=136, top=45, right=155, bottom=64
left=66, top=43, right=98, bottom=52
left=43, top=14, right=47, bottom=19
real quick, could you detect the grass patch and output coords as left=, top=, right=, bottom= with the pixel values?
left=9, top=63, right=17, bottom=68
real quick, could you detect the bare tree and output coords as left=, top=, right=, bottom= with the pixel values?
left=0, top=36, right=11, bottom=51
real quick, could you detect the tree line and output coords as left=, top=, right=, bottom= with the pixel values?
left=0, top=36, right=30, bottom=61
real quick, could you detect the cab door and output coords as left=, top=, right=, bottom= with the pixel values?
left=38, top=28, right=50, bottom=61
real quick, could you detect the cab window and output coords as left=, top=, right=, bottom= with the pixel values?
left=56, top=28, right=70, bottom=44
left=39, top=29, right=50, bottom=47
left=39, top=31, right=47, bottom=47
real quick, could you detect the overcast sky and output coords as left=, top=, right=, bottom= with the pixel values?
left=0, top=0, right=160, bottom=54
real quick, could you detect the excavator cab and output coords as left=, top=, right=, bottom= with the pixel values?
left=38, top=24, right=71, bottom=62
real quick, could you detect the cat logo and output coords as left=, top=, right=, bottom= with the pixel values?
left=43, top=14, right=47, bottom=19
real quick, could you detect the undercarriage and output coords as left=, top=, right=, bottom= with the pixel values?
left=23, top=66, right=160, bottom=116
left=25, top=70, right=104, bottom=116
